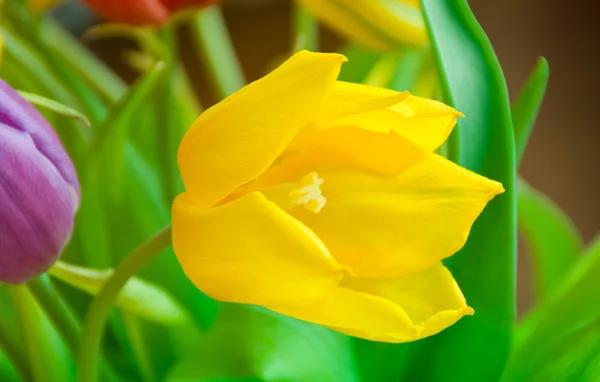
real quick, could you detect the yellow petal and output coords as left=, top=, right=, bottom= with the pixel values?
left=255, top=126, right=503, bottom=278
left=172, top=191, right=342, bottom=308
left=273, top=263, right=472, bottom=343
left=321, top=81, right=410, bottom=119
left=323, top=81, right=463, bottom=151
left=178, top=50, right=346, bottom=208
left=298, top=0, right=426, bottom=50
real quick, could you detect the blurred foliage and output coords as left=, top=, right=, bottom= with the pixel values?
left=0, top=0, right=597, bottom=381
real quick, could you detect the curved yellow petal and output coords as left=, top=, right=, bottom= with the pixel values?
left=298, top=0, right=426, bottom=50
left=323, top=81, right=462, bottom=151
left=178, top=50, right=346, bottom=208
left=254, top=126, right=503, bottom=277
left=321, top=81, right=410, bottom=119
left=172, top=191, right=342, bottom=308
left=273, top=263, right=472, bottom=343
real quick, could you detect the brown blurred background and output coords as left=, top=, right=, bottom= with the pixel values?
left=62, top=0, right=600, bottom=313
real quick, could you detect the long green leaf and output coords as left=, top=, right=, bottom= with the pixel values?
left=512, top=58, right=549, bottom=164
left=48, top=261, right=189, bottom=325
left=191, top=6, right=246, bottom=99
left=0, top=352, right=22, bottom=382
left=400, top=1, right=517, bottom=380
left=503, top=238, right=600, bottom=381
left=18, top=90, right=91, bottom=126
left=166, top=305, right=358, bottom=382
left=518, top=178, right=582, bottom=301
left=337, top=43, right=383, bottom=83
left=10, top=286, right=75, bottom=382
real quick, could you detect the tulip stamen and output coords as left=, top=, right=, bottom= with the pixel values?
left=289, top=172, right=326, bottom=213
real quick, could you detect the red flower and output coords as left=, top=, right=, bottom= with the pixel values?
left=84, top=0, right=218, bottom=25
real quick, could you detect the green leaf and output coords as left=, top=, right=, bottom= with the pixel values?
left=191, top=6, right=246, bottom=99
left=18, top=90, right=91, bottom=126
left=48, top=261, right=189, bottom=325
left=0, top=352, right=22, bottom=382
left=9, top=286, right=75, bottom=382
left=399, top=1, right=517, bottom=380
left=166, top=305, right=358, bottom=382
left=39, top=18, right=126, bottom=104
left=0, top=24, right=90, bottom=160
left=518, top=178, right=582, bottom=301
left=2, top=3, right=109, bottom=124
left=90, top=61, right=167, bottom=203
left=503, top=238, right=600, bottom=381
left=512, top=57, right=549, bottom=164
left=337, top=43, right=383, bottom=83
left=0, top=287, right=30, bottom=382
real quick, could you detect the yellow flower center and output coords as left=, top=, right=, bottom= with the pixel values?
left=289, top=172, right=326, bottom=213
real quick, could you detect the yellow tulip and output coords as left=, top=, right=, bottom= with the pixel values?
left=172, top=50, right=503, bottom=342
left=298, top=0, right=426, bottom=50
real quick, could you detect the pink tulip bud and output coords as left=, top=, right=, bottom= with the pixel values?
left=0, top=79, right=80, bottom=284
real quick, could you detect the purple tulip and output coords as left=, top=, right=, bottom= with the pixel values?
left=0, top=79, right=80, bottom=284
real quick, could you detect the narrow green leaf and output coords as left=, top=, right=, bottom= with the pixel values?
left=39, top=18, right=127, bottom=104
left=400, top=1, right=517, bottom=380
left=0, top=352, right=22, bottom=382
left=90, top=61, right=167, bottom=203
left=512, top=57, right=549, bottom=164
left=518, top=178, right=582, bottom=300
left=337, top=43, right=383, bottom=83
left=2, top=3, right=108, bottom=124
left=49, top=261, right=189, bottom=325
left=18, top=90, right=91, bottom=126
left=191, top=6, right=246, bottom=99
left=388, top=48, right=430, bottom=93
left=166, top=305, right=358, bottom=382
left=0, top=287, right=30, bottom=382
left=503, top=238, right=600, bottom=381
left=0, top=25, right=90, bottom=155
left=9, top=286, right=75, bottom=382
left=292, top=2, right=318, bottom=52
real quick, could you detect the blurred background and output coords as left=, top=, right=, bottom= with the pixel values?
left=56, top=0, right=599, bottom=314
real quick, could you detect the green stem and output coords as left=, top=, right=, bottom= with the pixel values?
left=77, top=226, right=173, bottom=382
left=191, top=6, right=246, bottom=99
left=27, top=275, right=82, bottom=353
left=292, top=2, right=318, bottom=52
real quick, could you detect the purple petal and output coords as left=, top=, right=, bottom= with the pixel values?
left=0, top=79, right=80, bottom=201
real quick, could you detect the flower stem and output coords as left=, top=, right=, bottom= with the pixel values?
left=292, top=2, right=318, bottom=52
left=77, top=226, right=172, bottom=382
left=191, top=6, right=246, bottom=99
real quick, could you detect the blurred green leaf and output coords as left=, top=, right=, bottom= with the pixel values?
left=40, top=18, right=126, bottom=104
left=399, top=1, right=516, bottom=380
left=518, top=178, right=582, bottom=301
left=18, top=90, right=91, bottom=126
left=90, top=61, right=167, bottom=203
left=389, top=48, right=430, bottom=94
left=0, top=287, right=30, bottom=382
left=49, top=261, right=189, bottom=325
left=512, top=57, right=549, bottom=164
left=503, top=238, right=600, bottom=381
left=167, top=305, right=358, bottom=382
left=0, top=352, right=22, bottom=382
left=519, top=316, right=600, bottom=382
left=2, top=3, right=109, bottom=123
left=0, top=24, right=89, bottom=159
left=9, top=286, right=75, bottom=382
left=192, top=6, right=246, bottom=99
left=337, top=43, right=383, bottom=83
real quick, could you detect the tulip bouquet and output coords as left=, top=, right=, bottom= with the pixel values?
left=0, top=0, right=598, bottom=381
